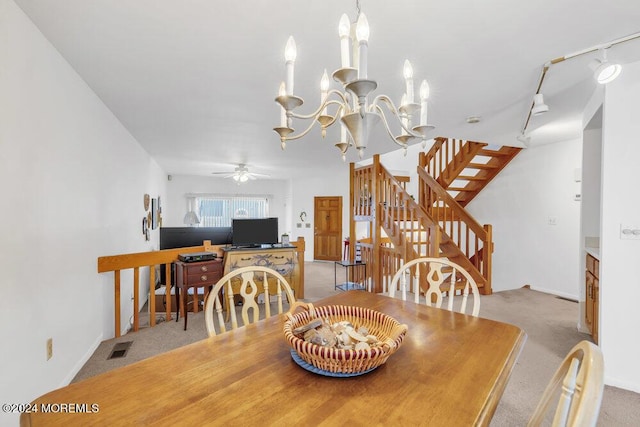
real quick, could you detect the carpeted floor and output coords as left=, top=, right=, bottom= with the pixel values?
left=73, top=261, right=640, bottom=426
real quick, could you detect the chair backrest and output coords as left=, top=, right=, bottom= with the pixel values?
left=388, top=257, right=480, bottom=317
left=528, top=340, right=604, bottom=427
left=204, top=266, right=296, bottom=337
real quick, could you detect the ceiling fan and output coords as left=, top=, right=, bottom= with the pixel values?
left=211, top=164, right=270, bottom=183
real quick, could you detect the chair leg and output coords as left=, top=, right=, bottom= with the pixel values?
left=175, top=286, right=180, bottom=323
left=183, top=290, right=188, bottom=331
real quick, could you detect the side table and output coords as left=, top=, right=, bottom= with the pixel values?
left=334, top=260, right=367, bottom=291
left=174, top=258, right=223, bottom=330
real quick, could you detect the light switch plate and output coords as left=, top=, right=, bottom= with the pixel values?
left=620, top=224, right=640, bottom=240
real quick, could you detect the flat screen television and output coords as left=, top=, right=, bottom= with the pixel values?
left=232, top=218, right=278, bottom=247
left=160, top=227, right=232, bottom=250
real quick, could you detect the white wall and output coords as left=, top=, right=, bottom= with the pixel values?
left=0, top=1, right=166, bottom=425
left=163, top=174, right=290, bottom=234
left=164, top=169, right=351, bottom=262
left=290, top=166, right=351, bottom=261
left=600, top=60, right=640, bottom=392
left=467, top=140, right=583, bottom=297
left=376, top=139, right=584, bottom=298
left=581, top=126, right=602, bottom=239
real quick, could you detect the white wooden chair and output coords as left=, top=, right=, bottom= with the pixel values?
left=204, top=266, right=297, bottom=337
left=388, top=257, right=480, bottom=317
left=528, top=340, right=604, bottom=427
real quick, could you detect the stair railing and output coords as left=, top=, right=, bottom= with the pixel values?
left=417, top=167, right=492, bottom=290
left=422, top=137, right=486, bottom=187
left=351, top=156, right=441, bottom=292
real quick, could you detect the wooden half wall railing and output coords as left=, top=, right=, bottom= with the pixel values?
left=97, top=237, right=306, bottom=338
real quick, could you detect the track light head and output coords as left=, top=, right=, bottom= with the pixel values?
left=590, top=48, right=622, bottom=84
left=531, top=93, right=549, bottom=116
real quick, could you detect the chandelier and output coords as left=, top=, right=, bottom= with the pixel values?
left=273, top=5, right=434, bottom=161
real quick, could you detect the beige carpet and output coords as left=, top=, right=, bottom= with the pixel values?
left=74, top=261, right=640, bottom=426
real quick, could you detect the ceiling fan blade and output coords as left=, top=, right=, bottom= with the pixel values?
left=211, top=172, right=235, bottom=178
left=211, top=164, right=270, bottom=181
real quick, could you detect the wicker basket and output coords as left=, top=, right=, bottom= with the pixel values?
left=284, top=303, right=408, bottom=374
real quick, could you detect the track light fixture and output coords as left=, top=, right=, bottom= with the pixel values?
left=520, top=31, right=640, bottom=137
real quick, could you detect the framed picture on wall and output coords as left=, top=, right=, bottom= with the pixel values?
left=152, top=198, right=158, bottom=229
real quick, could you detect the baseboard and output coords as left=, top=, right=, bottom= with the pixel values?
left=61, top=332, right=104, bottom=387
left=605, top=375, right=640, bottom=393
left=528, top=285, right=578, bottom=302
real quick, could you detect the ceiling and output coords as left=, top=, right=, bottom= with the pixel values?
left=14, top=0, right=640, bottom=180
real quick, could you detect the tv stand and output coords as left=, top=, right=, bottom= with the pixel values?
left=222, top=244, right=304, bottom=298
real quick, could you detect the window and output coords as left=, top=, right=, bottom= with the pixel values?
left=195, top=195, right=270, bottom=227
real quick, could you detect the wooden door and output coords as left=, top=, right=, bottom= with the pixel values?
left=314, top=197, right=342, bottom=261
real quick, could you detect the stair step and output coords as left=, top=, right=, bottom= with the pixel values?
left=457, top=175, right=485, bottom=181
left=447, top=186, right=471, bottom=191
left=478, top=149, right=512, bottom=157
left=468, top=162, right=499, bottom=170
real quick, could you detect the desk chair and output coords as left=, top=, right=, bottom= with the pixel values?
left=528, top=340, right=604, bottom=427
left=388, top=257, right=480, bottom=317
left=204, top=266, right=297, bottom=337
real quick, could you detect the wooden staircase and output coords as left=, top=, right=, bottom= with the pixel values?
left=421, top=137, right=522, bottom=207
left=349, top=138, right=521, bottom=297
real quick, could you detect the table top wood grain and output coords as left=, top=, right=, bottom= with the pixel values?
left=21, top=291, right=526, bottom=426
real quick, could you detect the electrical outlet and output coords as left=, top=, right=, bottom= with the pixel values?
left=548, top=216, right=557, bottom=226
left=46, top=338, right=53, bottom=360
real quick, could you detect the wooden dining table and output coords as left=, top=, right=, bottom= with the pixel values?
left=21, top=291, right=526, bottom=426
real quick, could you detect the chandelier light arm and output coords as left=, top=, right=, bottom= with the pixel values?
left=373, top=95, right=424, bottom=138
left=290, top=99, right=346, bottom=120
left=288, top=90, right=350, bottom=120
left=279, top=118, right=321, bottom=142
left=372, top=104, right=402, bottom=143
left=373, top=105, right=413, bottom=147
left=319, top=103, right=347, bottom=128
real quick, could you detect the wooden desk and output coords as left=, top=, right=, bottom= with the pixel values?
left=21, top=291, right=526, bottom=426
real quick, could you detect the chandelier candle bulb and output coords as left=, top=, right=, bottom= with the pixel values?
left=404, top=60, right=414, bottom=104
left=284, top=36, right=297, bottom=95
left=420, top=80, right=430, bottom=126
left=355, top=13, right=369, bottom=79
left=320, top=69, right=329, bottom=115
left=279, top=82, right=287, bottom=127
left=339, top=14, right=351, bottom=68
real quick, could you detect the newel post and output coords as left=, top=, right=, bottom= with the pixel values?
left=349, top=161, right=356, bottom=261
left=372, top=155, right=382, bottom=293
